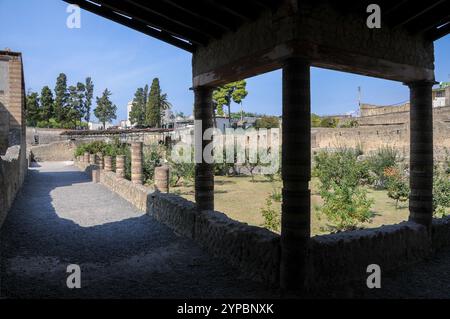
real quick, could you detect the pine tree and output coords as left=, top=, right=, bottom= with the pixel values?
left=26, top=91, right=40, bottom=127
left=94, top=89, right=117, bottom=129
left=54, top=73, right=68, bottom=123
left=129, top=87, right=146, bottom=127
left=40, top=86, right=54, bottom=123
left=213, top=80, right=248, bottom=125
left=84, top=77, right=94, bottom=123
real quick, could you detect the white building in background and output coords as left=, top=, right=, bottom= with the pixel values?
left=88, top=121, right=113, bottom=130
left=126, top=100, right=133, bottom=127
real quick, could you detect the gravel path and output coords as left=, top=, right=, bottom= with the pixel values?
left=0, top=162, right=278, bottom=299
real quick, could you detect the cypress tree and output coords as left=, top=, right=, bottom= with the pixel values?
left=84, top=77, right=94, bottom=123
left=54, top=73, right=68, bottom=123
left=40, top=86, right=54, bottom=123
left=129, top=87, right=146, bottom=127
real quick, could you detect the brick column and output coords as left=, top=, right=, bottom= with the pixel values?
left=92, top=168, right=100, bottom=183
left=194, top=86, right=214, bottom=211
left=89, top=153, right=96, bottom=165
left=280, top=58, right=311, bottom=293
left=83, top=152, right=89, bottom=163
left=407, top=80, right=434, bottom=229
left=96, top=152, right=104, bottom=169
left=131, top=142, right=143, bottom=184
left=155, top=165, right=169, bottom=193
left=116, top=155, right=126, bottom=179
left=104, top=156, right=112, bottom=172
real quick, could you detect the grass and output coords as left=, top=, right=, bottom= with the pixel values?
left=172, top=175, right=437, bottom=236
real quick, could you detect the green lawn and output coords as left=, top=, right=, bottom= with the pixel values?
left=172, top=175, right=415, bottom=236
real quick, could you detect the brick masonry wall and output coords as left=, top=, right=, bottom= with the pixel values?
left=0, top=145, right=27, bottom=228
left=76, top=159, right=450, bottom=290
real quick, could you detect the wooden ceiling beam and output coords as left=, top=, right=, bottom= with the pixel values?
left=63, top=0, right=194, bottom=52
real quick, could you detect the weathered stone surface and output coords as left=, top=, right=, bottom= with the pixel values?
left=432, top=216, right=450, bottom=251
left=307, top=222, right=431, bottom=290
left=149, top=192, right=197, bottom=239
left=0, top=145, right=26, bottom=227
left=99, top=170, right=151, bottom=212
left=73, top=159, right=450, bottom=291
left=29, top=140, right=79, bottom=162
left=194, top=209, right=280, bottom=285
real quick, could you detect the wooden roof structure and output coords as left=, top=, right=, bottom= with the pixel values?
left=64, top=0, right=450, bottom=53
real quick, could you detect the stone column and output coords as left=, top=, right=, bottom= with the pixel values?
left=89, top=153, right=96, bottom=165
left=131, top=142, right=143, bottom=184
left=96, top=152, right=104, bottom=169
left=92, top=168, right=100, bottom=183
left=407, top=80, right=434, bottom=229
left=280, top=58, right=311, bottom=293
left=116, top=155, right=126, bottom=179
left=104, top=156, right=112, bottom=172
left=194, top=86, right=214, bottom=211
left=155, top=165, right=169, bottom=193
left=83, top=152, right=89, bottom=163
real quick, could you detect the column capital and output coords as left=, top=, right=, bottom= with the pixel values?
left=281, top=56, right=311, bottom=68
left=404, top=79, right=437, bottom=88
left=191, top=85, right=215, bottom=93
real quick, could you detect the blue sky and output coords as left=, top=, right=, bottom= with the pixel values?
left=1, top=0, right=449, bottom=124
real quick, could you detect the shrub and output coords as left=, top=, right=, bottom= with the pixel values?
left=261, top=197, right=280, bottom=232
left=313, top=147, right=369, bottom=190
left=142, top=144, right=166, bottom=184
left=384, top=166, right=409, bottom=208
left=320, top=182, right=374, bottom=231
left=168, top=147, right=195, bottom=187
left=314, top=148, right=374, bottom=231
left=366, top=146, right=401, bottom=188
left=433, top=167, right=450, bottom=217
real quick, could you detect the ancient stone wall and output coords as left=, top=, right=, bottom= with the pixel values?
left=359, top=102, right=410, bottom=117
left=75, top=158, right=450, bottom=290
left=26, top=127, right=66, bottom=145
left=355, top=105, right=450, bottom=126
left=30, top=140, right=81, bottom=162
left=0, top=145, right=26, bottom=227
left=0, top=51, right=27, bottom=229
left=312, top=120, right=450, bottom=161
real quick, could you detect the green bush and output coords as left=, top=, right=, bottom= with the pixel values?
left=168, top=147, right=195, bottom=187
left=142, top=144, right=166, bottom=184
left=384, top=166, right=409, bottom=208
left=366, top=146, right=401, bottom=188
left=320, top=182, right=373, bottom=231
left=313, top=147, right=369, bottom=190
left=313, top=148, right=373, bottom=231
left=433, top=167, right=450, bottom=217
left=261, top=197, right=280, bottom=232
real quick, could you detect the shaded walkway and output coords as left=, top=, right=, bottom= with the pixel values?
left=0, top=162, right=277, bottom=298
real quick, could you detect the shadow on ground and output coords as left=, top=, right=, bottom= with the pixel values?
left=0, top=162, right=278, bottom=299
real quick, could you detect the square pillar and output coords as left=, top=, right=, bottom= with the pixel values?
left=407, top=80, right=434, bottom=229
left=280, top=58, right=311, bottom=293
left=194, top=86, right=214, bottom=211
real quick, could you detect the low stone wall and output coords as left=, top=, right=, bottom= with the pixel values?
left=30, top=140, right=81, bottom=162
left=26, top=127, right=66, bottom=145
left=431, top=216, right=450, bottom=252
left=307, top=222, right=430, bottom=290
left=0, top=145, right=27, bottom=227
left=75, top=159, right=450, bottom=290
